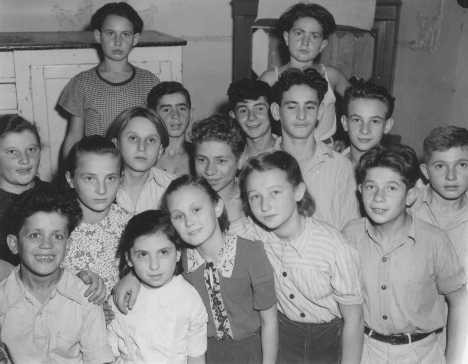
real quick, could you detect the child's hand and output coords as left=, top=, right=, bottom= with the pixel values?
left=77, top=270, right=107, bottom=305
left=103, top=301, right=115, bottom=325
left=112, top=272, right=141, bottom=314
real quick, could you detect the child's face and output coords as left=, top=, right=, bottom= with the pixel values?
left=119, top=116, right=163, bottom=173
left=342, top=98, right=393, bottom=153
left=0, top=130, right=40, bottom=192
left=66, top=152, right=120, bottom=215
left=155, top=93, right=191, bottom=138
left=127, top=231, right=181, bottom=289
left=167, top=185, right=223, bottom=248
left=7, top=211, right=69, bottom=279
left=271, top=84, right=320, bottom=139
left=283, top=17, right=328, bottom=64
left=421, top=147, right=468, bottom=201
left=229, top=96, right=271, bottom=140
left=94, top=14, right=139, bottom=62
left=360, top=167, right=415, bottom=226
left=195, top=141, right=238, bottom=193
left=245, top=168, right=304, bottom=233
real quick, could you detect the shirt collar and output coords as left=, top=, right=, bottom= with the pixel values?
left=364, top=215, right=416, bottom=249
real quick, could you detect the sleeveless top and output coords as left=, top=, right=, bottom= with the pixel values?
left=274, top=64, right=336, bottom=141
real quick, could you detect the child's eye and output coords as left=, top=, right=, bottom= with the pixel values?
left=27, top=146, right=40, bottom=154
left=350, top=117, right=360, bottom=124
left=195, top=156, right=206, bottom=164
left=271, top=189, right=282, bottom=196
left=306, top=104, right=317, bottom=110
left=249, top=194, right=260, bottom=202
left=192, top=207, right=201, bottom=214
left=136, top=251, right=147, bottom=259
left=217, top=159, right=228, bottom=165
left=128, top=135, right=138, bottom=143
left=160, top=107, right=171, bottom=114
left=5, top=149, right=18, bottom=157
left=371, top=118, right=383, bottom=125
left=255, top=105, right=267, bottom=113
left=147, top=137, right=159, bottom=144
left=312, top=33, right=322, bottom=40
left=121, top=31, right=133, bottom=39
left=178, top=105, right=188, bottom=112
left=107, top=175, right=118, bottom=183
left=363, top=184, right=375, bottom=191
left=433, top=163, right=444, bottom=170
left=103, top=30, right=114, bottom=37
left=160, top=249, right=170, bottom=256
left=171, top=213, right=183, bottom=221
left=458, top=162, right=468, bottom=169
left=27, top=232, right=41, bottom=239
left=54, top=233, right=66, bottom=240
left=292, top=29, right=303, bottom=37
left=236, top=107, right=248, bottom=115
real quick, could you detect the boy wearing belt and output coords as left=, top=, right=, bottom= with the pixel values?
left=342, top=144, right=467, bottom=364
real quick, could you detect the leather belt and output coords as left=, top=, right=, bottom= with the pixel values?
left=364, top=326, right=443, bottom=345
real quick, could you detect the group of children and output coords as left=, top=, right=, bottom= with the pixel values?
left=0, top=2, right=467, bottom=364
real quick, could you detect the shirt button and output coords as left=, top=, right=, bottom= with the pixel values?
left=282, top=272, right=287, bottom=277
left=381, top=284, right=387, bottom=290
left=289, top=294, right=295, bottom=299
left=382, top=257, right=388, bottom=262
left=300, top=313, right=306, bottom=318
left=382, top=315, right=388, bottom=320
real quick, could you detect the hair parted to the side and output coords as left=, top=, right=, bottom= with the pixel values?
left=5, top=184, right=82, bottom=238
left=0, top=114, right=41, bottom=146
left=271, top=67, right=328, bottom=105
left=227, top=78, right=272, bottom=109
left=90, top=2, right=143, bottom=33
left=344, top=78, right=395, bottom=119
left=105, top=106, right=169, bottom=149
left=65, top=134, right=121, bottom=177
left=117, top=209, right=184, bottom=278
left=356, top=144, right=420, bottom=188
left=423, top=125, right=468, bottom=162
left=191, top=114, right=246, bottom=160
left=239, top=150, right=315, bottom=219
left=147, top=81, right=192, bottom=110
left=161, top=174, right=230, bottom=233
left=277, top=2, right=336, bottom=39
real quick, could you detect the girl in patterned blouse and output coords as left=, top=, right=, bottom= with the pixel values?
left=113, top=175, right=278, bottom=364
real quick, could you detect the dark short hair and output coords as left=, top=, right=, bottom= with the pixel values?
left=147, top=81, right=192, bottom=109
left=239, top=150, right=315, bottom=220
left=227, top=78, right=272, bottom=109
left=161, top=174, right=230, bottom=233
left=0, top=114, right=41, bottom=146
left=277, top=2, right=336, bottom=39
left=117, top=209, right=184, bottom=278
left=106, top=106, right=169, bottom=149
left=6, top=184, right=82, bottom=238
left=356, top=144, right=420, bottom=188
left=271, top=67, right=328, bottom=105
left=90, top=2, right=143, bottom=33
left=191, top=114, right=246, bottom=160
left=65, top=135, right=121, bottom=177
left=423, top=126, right=468, bottom=162
left=344, top=78, right=395, bottom=119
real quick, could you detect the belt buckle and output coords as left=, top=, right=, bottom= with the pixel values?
left=389, top=333, right=410, bottom=345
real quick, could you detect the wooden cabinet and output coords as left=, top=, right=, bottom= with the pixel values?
left=0, top=31, right=186, bottom=181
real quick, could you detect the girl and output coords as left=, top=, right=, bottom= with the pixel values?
left=239, top=150, right=363, bottom=364
left=0, top=114, right=48, bottom=265
left=190, top=114, right=246, bottom=228
left=63, top=135, right=131, bottom=294
left=114, top=175, right=278, bottom=364
left=106, top=106, right=174, bottom=214
left=109, top=209, right=208, bottom=364
left=260, top=3, right=350, bottom=143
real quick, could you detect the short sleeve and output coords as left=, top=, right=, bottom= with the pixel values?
left=330, top=231, right=363, bottom=305
left=246, top=240, right=277, bottom=310
left=58, top=74, right=85, bottom=118
left=434, top=232, right=467, bottom=294
left=80, top=303, right=114, bottom=364
left=187, top=291, right=208, bottom=357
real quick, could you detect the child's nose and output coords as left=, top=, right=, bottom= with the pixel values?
left=18, top=151, right=30, bottom=165
left=248, top=108, right=256, bottom=121
left=360, top=121, right=370, bottom=135
left=96, top=180, right=107, bottom=195
left=446, top=166, right=457, bottom=181
left=137, top=140, right=146, bottom=152
left=260, top=196, right=271, bottom=212
left=39, top=237, right=53, bottom=249
left=204, top=161, right=217, bottom=176
left=149, top=256, right=160, bottom=271
left=297, top=107, right=306, bottom=121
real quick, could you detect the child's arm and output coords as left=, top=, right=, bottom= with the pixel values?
left=338, top=302, right=363, bottom=364
left=76, top=270, right=107, bottom=305
left=259, top=304, right=278, bottom=364
left=445, top=285, right=468, bottom=364
left=112, top=272, right=141, bottom=314
left=326, top=66, right=350, bottom=96
left=62, top=115, right=84, bottom=158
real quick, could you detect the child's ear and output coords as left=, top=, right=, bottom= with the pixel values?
left=93, top=29, right=102, bottom=44
left=341, top=115, right=349, bottom=132
left=318, top=39, right=329, bottom=53
left=270, top=102, right=281, bottom=122
left=420, top=163, right=429, bottom=181
left=294, top=182, right=306, bottom=202
left=282, top=31, right=289, bottom=47
left=125, top=252, right=133, bottom=268
left=65, top=171, right=74, bottom=189
left=228, top=110, right=236, bottom=120
left=6, top=235, right=18, bottom=255
left=357, top=184, right=363, bottom=195
left=406, top=186, right=418, bottom=206
left=214, top=198, right=224, bottom=218
left=111, top=137, right=119, bottom=148
left=132, top=33, right=140, bottom=47
left=176, top=250, right=181, bottom=263
left=384, top=118, right=394, bottom=134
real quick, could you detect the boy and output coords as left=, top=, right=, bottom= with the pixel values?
left=343, top=144, right=467, bottom=364
left=270, top=68, right=359, bottom=229
left=0, top=186, right=113, bottom=363
left=341, top=79, right=395, bottom=166
left=59, top=2, right=159, bottom=156
left=227, top=78, right=280, bottom=167
left=411, top=126, right=468, bottom=273
left=147, top=81, right=192, bottom=176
